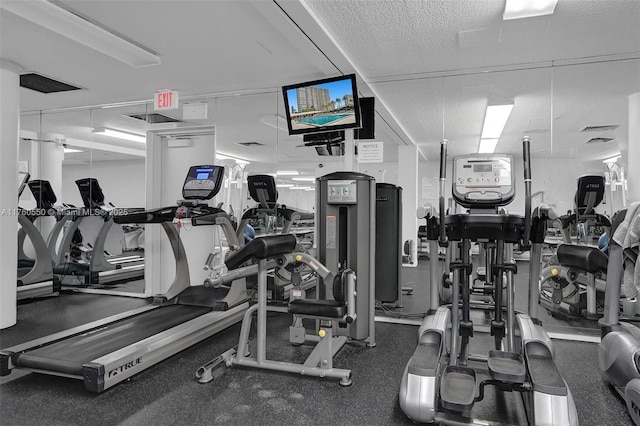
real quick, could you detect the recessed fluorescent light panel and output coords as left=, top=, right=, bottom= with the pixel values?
left=290, top=186, right=312, bottom=190
left=0, top=1, right=160, bottom=67
left=503, top=0, right=558, bottom=20
left=603, top=155, right=622, bottom=164
left=277, top=171, right=299, bottom=176
left=291, top=177, right=316, bottom=182
left=277, top=184, right=294, bottom=188
left=478, top=139, right=499, bottom=154
left=481, top=104, right=514, bottom=139
left=64, top=148, right=82, bottom=153
left=92, top=127, right=146, bottom=143
left=478, top=103, right=514, bottom=153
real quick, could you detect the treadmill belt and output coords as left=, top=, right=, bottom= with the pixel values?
left=15, top=305, right=211, bottom=376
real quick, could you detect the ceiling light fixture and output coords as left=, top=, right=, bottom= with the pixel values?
left=503, top=0, right=558, bottom=20
left=291, top=177, right=316, bottom=182
left=603, top=155, right=622, bottom=164
left=277, top=171, right=299, bottom=176
left=290, top=186, right=312, bottom=190
left=276, top=183, right=294, bottom=188
left=63, top=147, right=82, bottom=154
left=478, top=103, right=514, bottom=153
left=0, top=0, right=160, bottom=67
left=92, top=127, right=146, bottom=143
left=478, top=139, right=499, bottom=154
left=216, top=152, right=250, bottom=165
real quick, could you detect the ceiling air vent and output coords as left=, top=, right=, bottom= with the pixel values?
left=126, top=113, right=181, bottom=124
left=238, top=142, right=263, bottom=147
left=20, top=73, right=82, bottom=94
left=585, top=137, right=614, bottom=144
left=581, top=125, right=619, bottom=132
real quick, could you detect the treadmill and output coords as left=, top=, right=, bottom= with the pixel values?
left=236, top=174, right=316, bottom=300
left=0, top=165, right=249, bottom=393
left=16, top=173, right=61, bottom=300
left=54, top=178, right=146, bottom=286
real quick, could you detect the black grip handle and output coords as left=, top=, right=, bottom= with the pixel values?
left=522, top=136, right=532, bottom=247
left=439, top=139, right=449, bottom=247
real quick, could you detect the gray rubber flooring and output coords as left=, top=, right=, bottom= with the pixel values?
left=0, top=259, right=632, bottom=425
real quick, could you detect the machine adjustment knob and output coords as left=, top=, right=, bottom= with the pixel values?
left=318, top=329, right=326, bottom=338
left=551, top=268, right=559, bottom=276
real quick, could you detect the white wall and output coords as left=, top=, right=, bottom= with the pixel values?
left=62, top=159, right=146, bottom=208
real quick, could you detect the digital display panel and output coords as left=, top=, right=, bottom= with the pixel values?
left=196, top=168, right=213, bottom=180
left=473, top=164, right=492, bottom=173
left=283, top=74, right=361, bottom=136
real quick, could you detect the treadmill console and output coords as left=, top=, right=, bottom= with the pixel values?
left=452, top=155, right=514, bottom=208
left=76, top=178, right=105, bottom=209
left=182, top=165, right=224, bottom=200
left=28, top=180, right=57, bottom=210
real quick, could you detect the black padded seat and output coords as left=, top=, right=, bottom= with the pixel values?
left=288, top=299, right=346, bottom=318
left=224, top=234, right=297, bottom=270
left=557, top=244, right=608, bottom=273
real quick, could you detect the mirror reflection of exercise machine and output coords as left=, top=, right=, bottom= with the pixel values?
left=539, top=175, right=611, bottom=319
left=0, top=165, right=248, bottom=393
left=75, top=178, right=146, bottom=285
left=399, top=139, right=578, bottom=425
left=16, top=173, right=61, bottom=300
left=236, top=174, right=316, bottom=301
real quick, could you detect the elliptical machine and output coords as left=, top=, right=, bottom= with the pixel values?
left=399, top=138, right=578, bottom=425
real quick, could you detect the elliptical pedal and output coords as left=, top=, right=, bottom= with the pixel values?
left=487, top=350, right=526, bottom=384
left=440, top=365, right=477, bottom=413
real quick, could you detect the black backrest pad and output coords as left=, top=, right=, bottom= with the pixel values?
left=333, top=270, right=351, bottom=304
left=225, top=234, right=297, bottom=270
left=575, top=175, right=605, bottom=214
left=248, top=175, right=278, bottom=204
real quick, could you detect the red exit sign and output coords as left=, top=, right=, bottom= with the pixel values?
left=154, top=90, right=179, bottom=111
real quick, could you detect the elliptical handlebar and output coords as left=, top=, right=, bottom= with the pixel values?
left=522, top=136, right=532, bottom=249
left=439, top=139, right=449, bottom=247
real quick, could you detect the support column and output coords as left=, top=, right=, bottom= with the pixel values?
left=398, top=145, right=419, bottom=266
left=628, top=93, right=640, bottom=203
left=0, top=60, right=22, bottom=328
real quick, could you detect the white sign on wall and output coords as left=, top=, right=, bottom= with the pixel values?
left=357, top=141, right=383, bottom=163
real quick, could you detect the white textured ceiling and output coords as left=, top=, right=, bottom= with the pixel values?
left=1, top=0, right=639, bottom=168
left=299, top=0, right=640, bottom=159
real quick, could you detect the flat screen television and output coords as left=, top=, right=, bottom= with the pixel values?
left=282, top=74, right=361, bottom=136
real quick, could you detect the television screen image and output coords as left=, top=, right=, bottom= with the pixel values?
left=282, top=74, right=361, bottom=135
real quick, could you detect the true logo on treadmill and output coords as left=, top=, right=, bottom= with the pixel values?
left=107, top=357, right=142, bottom=378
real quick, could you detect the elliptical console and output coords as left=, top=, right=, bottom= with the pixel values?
left=453, top=155, right=514, bottom=208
